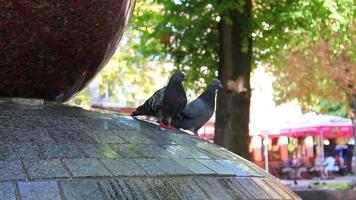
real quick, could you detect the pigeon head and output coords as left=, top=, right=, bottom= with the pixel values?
left=169, top=71, right=186, bottom=83
left=207, top=79, right=223, bottom=92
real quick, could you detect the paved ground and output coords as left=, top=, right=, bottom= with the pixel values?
left=281, top=176, right=356, bottom=190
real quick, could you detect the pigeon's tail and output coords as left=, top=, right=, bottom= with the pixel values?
left=192, top=128, right=200, bottom=135
left=131, top=109, right=144, bottom=116
left=131, top=105, right=147, bottom=116
left=131, top=111, right=139, bottom=116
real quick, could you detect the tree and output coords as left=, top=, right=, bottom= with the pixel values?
left=253, top=0, right=355, bottom=118
left=215, top=0, right=252, bottom=158
left=72, top=0, right=355, bottom=158
left=268, top=31, right=356, bottom=116
left=253, top=0, right=355, bottom=62
left=267, top=24, right=356, bottom=173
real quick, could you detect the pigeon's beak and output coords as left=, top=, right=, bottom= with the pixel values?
left=219, top=83, right=223, bottom=88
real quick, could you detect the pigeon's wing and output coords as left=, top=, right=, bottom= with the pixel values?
left=132, top=87, right=165, bottom=116
left=146, top=87, right=165, bottom=112
left=180, top=98, right=207, bottom=119
left=172, top=98, right=211, bottom=131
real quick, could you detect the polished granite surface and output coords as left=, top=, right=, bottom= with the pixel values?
left=0, top=0, right=134, bottom=102
left=0, top=102, right=300, bottom=199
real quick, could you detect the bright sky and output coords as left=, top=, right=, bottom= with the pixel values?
left=249, top=65, right=303, bottom=134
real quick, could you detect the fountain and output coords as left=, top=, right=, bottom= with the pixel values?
left=0, top=1, right=300, bottom=199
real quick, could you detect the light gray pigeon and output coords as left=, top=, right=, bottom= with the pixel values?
left=132, top=71, right=187, bottom=128
left=171, top=79, right=223, bottom=135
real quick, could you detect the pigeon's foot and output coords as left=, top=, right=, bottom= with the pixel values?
left=166, top=124, right=176, bottom=130
left=159, top=119, right=165, bottom=127
left=159, top=120, right=169, bottom=128
left=159, top=120, right=176, bottom=130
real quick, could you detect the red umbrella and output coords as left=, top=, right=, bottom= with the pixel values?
left=253, top=113, right=354, bottom=138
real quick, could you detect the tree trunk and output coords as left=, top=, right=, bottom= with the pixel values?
left=215, top=0, right=252, bottom=159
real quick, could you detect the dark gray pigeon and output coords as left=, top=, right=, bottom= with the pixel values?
left=132, top=71, right=187, bottom=128
left=172, top=79, right=223, bottom=135
left=131, top=87, right=165, bottom=118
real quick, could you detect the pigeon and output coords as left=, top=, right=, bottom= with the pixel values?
left=131, top=87, right=165, bottom=118
left=132, top=71, right=187, bottom=128
left=171, top=79, right=223, bottom=135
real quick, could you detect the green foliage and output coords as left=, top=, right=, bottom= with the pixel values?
left=132, top=0, right=355, bottom=86
left=269, top=27, right=356, bottom=114
left=259, top=0, right=356, bottom=115
left=253, top=0, right=355, bottom=62
left=310, top=99, right=348, bottom=117
left=131, top=0, right=223, bottom=90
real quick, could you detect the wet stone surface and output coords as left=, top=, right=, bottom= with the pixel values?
left=0, top=102, right=300, bottom=199
left=172, top=159, right=214, bottom=174
left=18, top=181, right=61, bottom=200
left=62, top=158, right=112, bottom=178
left=0, top=160, right=26, bottom=181
left=100, top=179, right=146, bottom=200
left=40, top=143, right=83, bottom=158
left=60, top=180, right=104, bottom=200
left=0, top=182, right=16, bottom=200
left=139, top=179, right=179, bottom=200
left=168, top=178, right=209, bottom=200
left=23, top=159, right=70, bottom=179
left=100, top=158, right=147, bottom=176
left=194, top=178, right=235, bottom=200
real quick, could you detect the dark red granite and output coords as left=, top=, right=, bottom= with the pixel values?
left=0, top=0, right=134, bottom=102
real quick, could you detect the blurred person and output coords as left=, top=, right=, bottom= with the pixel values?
left=309, top=156, right=323, bottom=177
left=352, top=156, right=355, bottom=174
left=293, top=154, right=307, bottom=179
left=346, top=145, right=353, bottom=173
left=335, top=153, right=346, bottom=176
left=323, top=154, right=339, bottom=179
left=281, top=155, right=295, bottom=179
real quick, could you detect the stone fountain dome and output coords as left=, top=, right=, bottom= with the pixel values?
left=0, top=102, right=300, bottom=199
left=0, top=0, right=300, bottom=199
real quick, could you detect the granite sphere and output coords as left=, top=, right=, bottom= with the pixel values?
left=0, top=0, right=134, bottom=102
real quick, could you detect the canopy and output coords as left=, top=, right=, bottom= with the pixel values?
left=251, top=113, right=354, bottom=138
